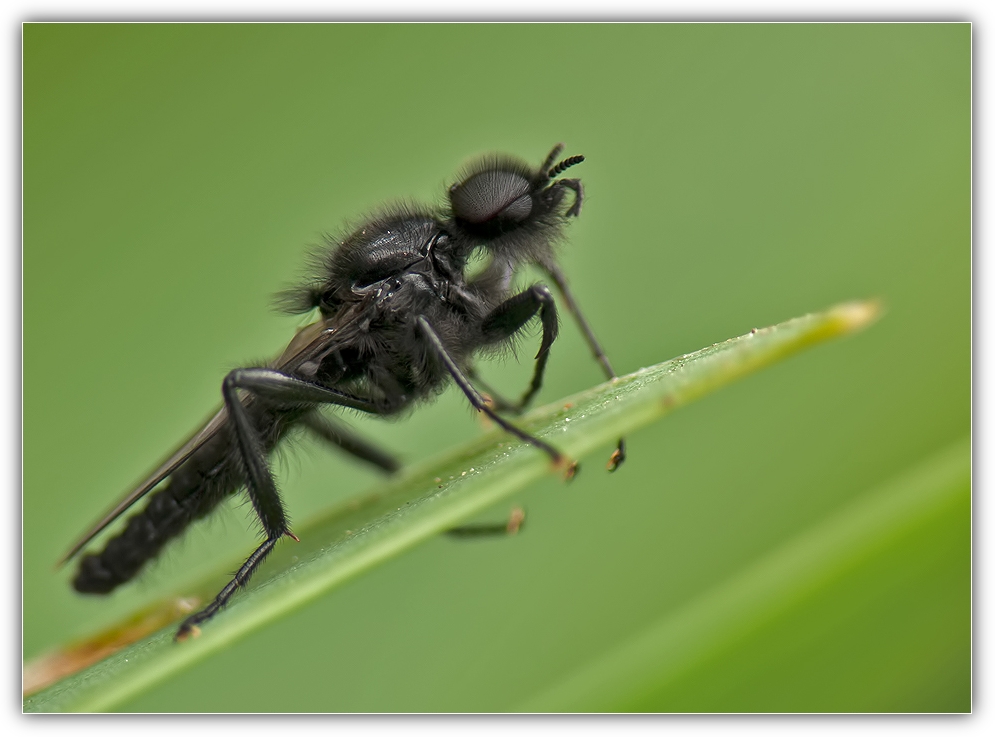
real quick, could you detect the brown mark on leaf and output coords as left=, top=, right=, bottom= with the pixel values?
left=23, top=596, right=200, bottom=696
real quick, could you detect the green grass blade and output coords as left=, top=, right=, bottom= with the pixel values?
left=23, top=299, right=879, bottom=713
left=520, top=436, right=970, bottom=712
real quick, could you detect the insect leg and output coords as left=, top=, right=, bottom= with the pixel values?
left=301, top=410, right=401, bottom=474
left=478, top=284, right=559, bottom=413
left=465, top=367, right=520, bottom=413
left=542, top=262, right=626, bottom=471
left=416, top=316, right=576, bottom=478
left=176, top=538, right=280, bottom=641
left=221, top=368, right=388, bottom=413
left=176, top=369, right=392, bottom=639
left=555, top=177, right=584, bottom=217
left=447, top=507, right=526, bottom=538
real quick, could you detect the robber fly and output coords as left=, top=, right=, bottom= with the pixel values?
left=61, top=143, right=626, bottom=640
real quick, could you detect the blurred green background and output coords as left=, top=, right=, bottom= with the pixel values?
left=24, top=24, right=970, bottom=711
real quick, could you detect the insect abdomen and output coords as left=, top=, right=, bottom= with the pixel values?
left=72, top=475, right=225, bottom=594
left=73, top=404, right=300, bottom=595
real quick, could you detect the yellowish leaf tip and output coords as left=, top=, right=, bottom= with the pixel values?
left=829, top=299, right=884, bottom=334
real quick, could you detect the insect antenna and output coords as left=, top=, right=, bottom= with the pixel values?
left=547, top=155, right=585, bottom=179
left=539, top=143, right=565, bottom=178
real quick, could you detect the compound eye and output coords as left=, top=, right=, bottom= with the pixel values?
left=450, top=170, right=532, bottom=224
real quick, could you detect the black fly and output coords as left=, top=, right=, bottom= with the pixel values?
left=61, top=143, right=626, bottom=640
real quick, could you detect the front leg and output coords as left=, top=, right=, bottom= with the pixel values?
left=477, top=284, right=559, bottom=413
left=466, top=367, right=521, bottom=414
left=417, top=316, right=575, bottom=478
left=541, top=262, right=626, bottom=472
left=556, top=177, right=584, bottom=217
